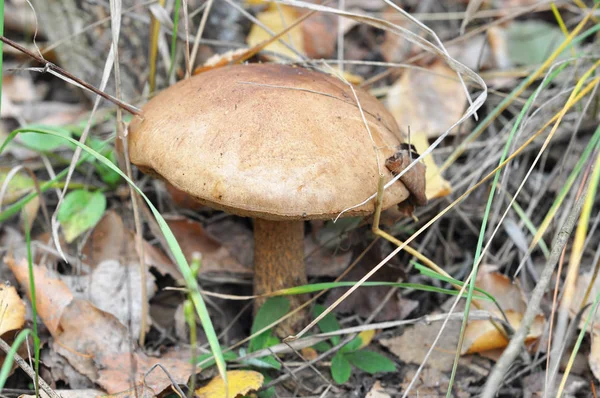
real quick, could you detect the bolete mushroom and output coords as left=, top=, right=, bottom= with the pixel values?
left=128, top=64, right=426, bottom=329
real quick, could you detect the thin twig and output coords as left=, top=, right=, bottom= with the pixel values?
left=0, top=338, right=60, bottom=398
left=0, top=36, right=141, bottom=116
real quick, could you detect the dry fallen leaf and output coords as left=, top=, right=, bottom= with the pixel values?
left=166, top=216, right=249, bottom=275
left=381, top=310, right=462, bottom=372
left=87, top=210, right=180, bottom=279
left=19, top=389, right=106, bottom=398
left=61, top=259, right=157, bottom=338
left=196, top=370, right=264, bottom=398
left=410, top=132, right=452, bottom=200
left=366, top=380, right=392, bottom=398
left=0, top=283, right=25, bottom=335
left=386, top=61, right=468, bottom=138
left=6, top=256, right=195, bottom=394
left=247, top=4, right=304, bottom=60
left=462, top=268, right=544, bottom=355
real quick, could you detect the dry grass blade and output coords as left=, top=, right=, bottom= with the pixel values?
left=460, top=0, right=485, bottom=34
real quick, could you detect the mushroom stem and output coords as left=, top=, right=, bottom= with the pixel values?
left=253, top=219, right=307, bottom=331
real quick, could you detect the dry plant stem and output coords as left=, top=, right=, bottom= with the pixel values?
left=551, top=161, right=593, bottom=356
left=0, top=338, right=60, bottom=398
left=372, top=176, right=451, bottom=280
left=254, top=219, right=308, bottom=332
left=481, top=187, right=588, bottom=398
left=0, top=36, right=140, bottom=115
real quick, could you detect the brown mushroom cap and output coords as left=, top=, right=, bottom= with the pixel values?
left=128, top=63, right=414, bottom=220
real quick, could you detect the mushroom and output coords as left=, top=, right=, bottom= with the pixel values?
left=128, top=64, right=426, bottom=329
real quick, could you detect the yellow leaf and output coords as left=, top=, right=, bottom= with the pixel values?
left=358, top=329, right=376, bottom=349
left=244, top=0, right=267, bottom=6
left=410, top=132, right=452, bottom=199
left=196, top=370, right=264, bottom=398
left=0, top=284, right=26, bottom=336
left=246, top=5, right=304, bottom=60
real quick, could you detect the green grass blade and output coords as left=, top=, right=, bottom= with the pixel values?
left=0, top=128, right=228, bottom=387
left=447, top=53, right=571, bottom=397
left=169, top=0, right=182, bottom=78
left=22, top=211, right=40, bottom=397
left=275, top=281, right=489, bottom=301
left=0, top=329, right=32, bottom=390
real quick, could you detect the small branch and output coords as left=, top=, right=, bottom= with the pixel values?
left=0, top=36, right=141, bottom=116
left=0, top=337, right=61, bottom=398
left=481, top=186, right=588, bottom=397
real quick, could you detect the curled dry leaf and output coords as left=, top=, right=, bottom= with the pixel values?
left=462, top=268, right=544, bottom=355
left=195, top=370, right=264, bottom=398
left=386, top=61, right=468, bottom=138
left=6, top=256, right=194, bottom=394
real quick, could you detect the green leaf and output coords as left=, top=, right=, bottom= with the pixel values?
left=506, top=21, right=576, bottom=67
left=0, top=169, right=35, bottom=204
left=194, top=350, right=237, bottom=369
left=249, top=297, right=290, bottom=352
left=18, top=124, right=72, bottom=152
left=57, top=190, right=106, bottom=242
left=258, top=373, right=275, bottom=398
left=344, top=350, right=396, bottom=374
left=340, top=337, right=362, bottom=354
left=331, top=352, right=352, bottom=384
left=313, top=304, right=341, bottom=345
left=313, top=341, right=331, bottom=352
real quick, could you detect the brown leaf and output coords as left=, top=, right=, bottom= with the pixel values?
left=61, top=259, right=156, bottom=338
left=7, top=256, right=194, bottom=394
left=166, top=216, right=249, bottom=275
left=301, top=12, right=337, bottom=59
left=386, top=61, right=468, bottom=138
left=87, top=210, right=180, bottom=279
left=97, top=349, right=195, bottom=395
left=381, top=314, right=462, bottom=372
left=6, top=256, right=73, bottom=335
